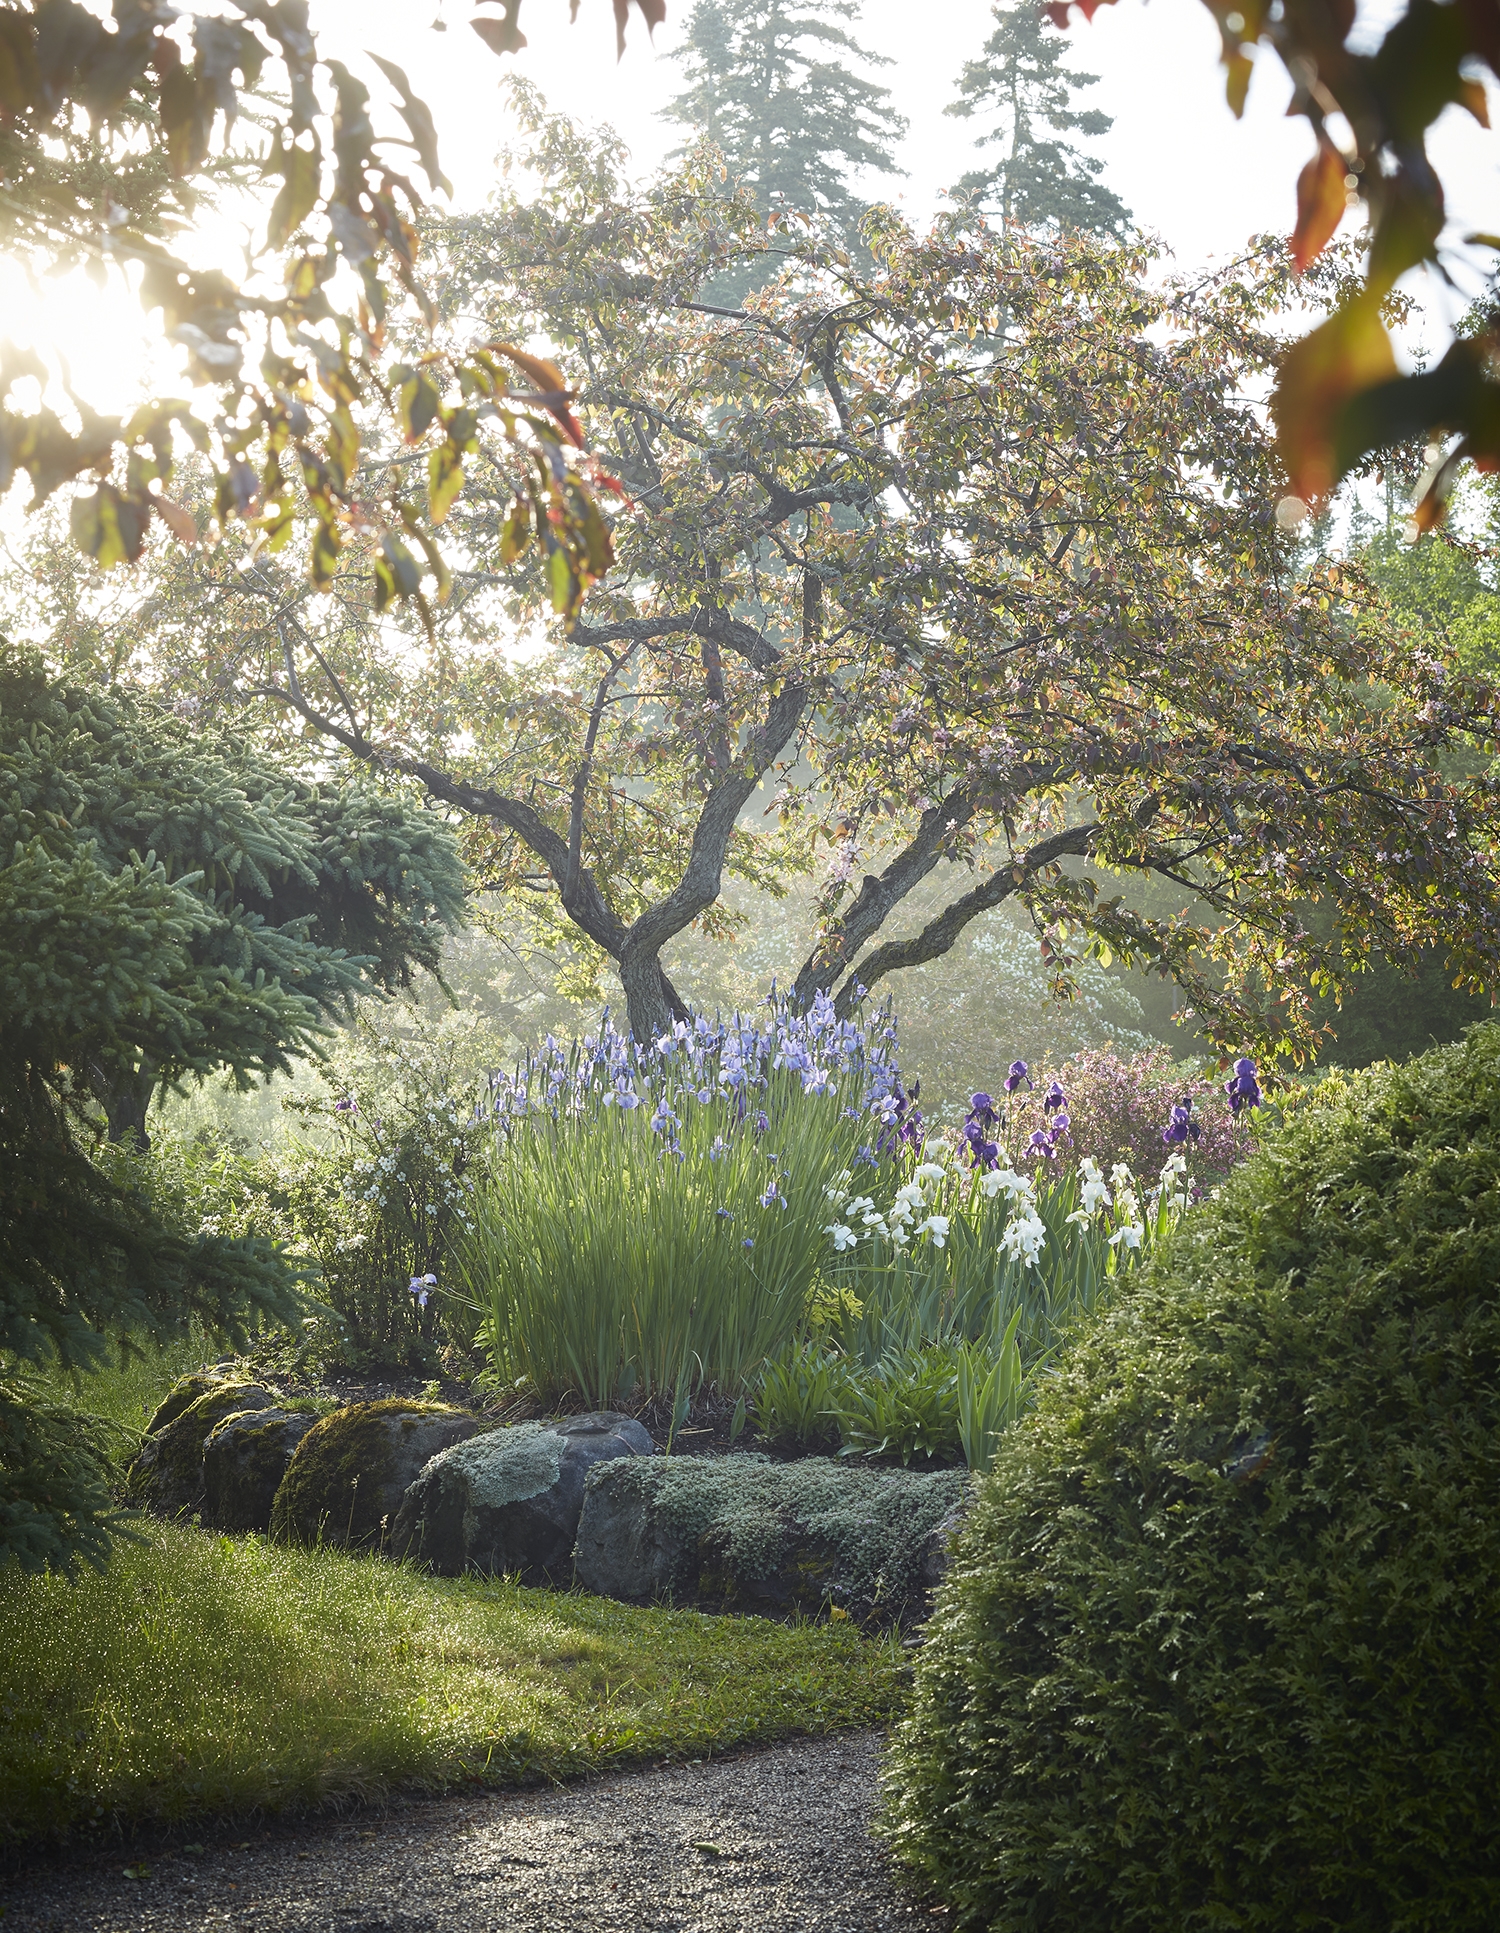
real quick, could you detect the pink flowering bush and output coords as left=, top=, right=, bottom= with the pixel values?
left=1049, top=1046, right=1254, bottom=1186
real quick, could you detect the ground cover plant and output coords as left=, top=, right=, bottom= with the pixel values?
left=884, top=1024, right=1500, bottom=1932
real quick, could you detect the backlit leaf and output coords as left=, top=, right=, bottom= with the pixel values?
left=471, top=5, right=526, bottom=57
left=1270, top=298, right=1398, bottom=501
left=399, top=372, right=441, bottom=444
left=154, top=497, right=199, bottom=546
left=487, top=342, right=584, bottom=447
left=1290, top=138, right=1346, bottom=273
left=268, top=138, right=321, bottom=248
left=428, top=440, right=464, bottom=524
left=367, top=54, right=452, bottom=196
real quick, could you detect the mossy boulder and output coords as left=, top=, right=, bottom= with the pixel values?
left=574, top=1454, right=967, bottom=1626
left=886, top=1028, right=1500, bottom=1933
left=202, top=1409, right=321, bottom=1533
left=127, top=1381, right=278, bottom=1518
left=391, top=1411, right=653, bottom=1581
left=143, top=1370, right=233, bottom=1438
left=268, top=1399, right=481, bottom=1550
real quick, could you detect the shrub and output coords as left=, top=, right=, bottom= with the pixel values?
left=1051, top=1043, right=1252, bottom=1184
left=266, top=1013, right=497, bottom=1371
left=884, top=1026, right=1500, bottom=1933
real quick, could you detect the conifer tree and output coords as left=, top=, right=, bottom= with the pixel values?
left=662, top=0, right=906, bottom=293
left=948, top=0, right=1128, bottom=236
left=0, top=646, right=466, bottom=1573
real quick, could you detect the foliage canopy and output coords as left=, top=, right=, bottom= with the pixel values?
left=948, top=0, right=1129, bottom=236
left=93, top=102, right=1500, bottom=1062
left=0, top=646, right=464, bottom=1572
left=1053, top=0, right=1500, bottom=527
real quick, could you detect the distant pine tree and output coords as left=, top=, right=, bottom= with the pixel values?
left=662, top=0, right=906, bottom=295
left=948, top=0, right=1130, bottom=236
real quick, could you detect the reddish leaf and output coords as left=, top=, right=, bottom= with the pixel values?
left=154, top=496, right=199, bottom=546
left=1290, top=137, right=1347, bottom=272
left=1270, top=298, right=1398, bottom=501
left=487, top=342, right=584, bottom=447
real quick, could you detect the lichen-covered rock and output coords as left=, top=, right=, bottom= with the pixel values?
left=390, top=1411, right=653, bottom=1581
left=574, top=1454, right=969, bottom=1627
left=143, top=1370, right=233, bottom=1438
left=127, top=1381, right=279, bottom=1519
left=202, top=1408, right=321, bottom=1533
left=268, top=1399, right=482, bottom=1550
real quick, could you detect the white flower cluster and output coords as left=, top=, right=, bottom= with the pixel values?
left=1060, top=1156, right=1148, bottom=1250
left=1157, top=1149, right=1193, bottom=1214
left=824, top=1160, right=954, bottom=1252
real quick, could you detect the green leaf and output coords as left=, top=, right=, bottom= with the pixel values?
left=399, top=372, right=440, bottom=444
left=427, top=440, right=464, bottom=525
left=547, top=544, right=575, bottom=613
left=373, top=533, right=422, bottom=611
left=268, top=138, right=322, bottom=248
left=70, top=484, right=148, bottom=569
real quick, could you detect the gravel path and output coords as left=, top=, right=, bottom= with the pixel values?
left=0, top=1730, right=943, bottom=1932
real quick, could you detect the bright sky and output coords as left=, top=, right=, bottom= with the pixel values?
left=0, top=0, right=1494, bottom=418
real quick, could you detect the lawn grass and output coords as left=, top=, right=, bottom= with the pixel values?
left=5, top=1331, right=904, bottom=1847
left=0, top=1520, right=904, bottom=1848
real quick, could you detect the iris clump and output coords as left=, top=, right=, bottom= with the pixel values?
left=455, top=992, right=899, bottom=1409
left=758, top=1063, right=1203, bottom=1473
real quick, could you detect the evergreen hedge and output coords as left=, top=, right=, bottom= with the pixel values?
left=886, top=1027, right=1500, bottom=1932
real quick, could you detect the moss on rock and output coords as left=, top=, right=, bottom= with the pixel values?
left=127, top=1381, right=278, bottom=1518
left=268, top=1399, right=480, bottom=1551
left=202, top=1409, right=320, bottom=1533
left=391, top=1413, right=652, bottom=1580
left=143, top=1371, right=230, bottom=1438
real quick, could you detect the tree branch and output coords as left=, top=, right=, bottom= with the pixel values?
left=790, top=787, right=981, bottom=1007
left=829, top=821, right=1102, bottom=1017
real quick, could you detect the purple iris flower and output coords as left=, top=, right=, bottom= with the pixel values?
left=968, top=1092, right=999, bottom=1129
left=1162, top=1100, right=1202, bottom=1146
left=1042, top=1080, right=1067, bottom=1115
left=1225, top=1058, right=1263, bottom=1115
left=1027, top=1128, right=1057, bottom=1159
left=333, top=1096, right=357, bottom=1115
left=754, top=1110, right=771, bottom=1134
left=1003, top=1060, right=1031, bottom=1094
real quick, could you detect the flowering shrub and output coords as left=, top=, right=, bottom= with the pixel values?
left=267, top=1014, right=496, bottom=1369
left=456, top=992, right=903, bottom=1408
left=1049, top=1045, right=1255, bottom=1186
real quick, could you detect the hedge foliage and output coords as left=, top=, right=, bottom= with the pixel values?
left=885, top=1027, right=1500, bottom=1932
